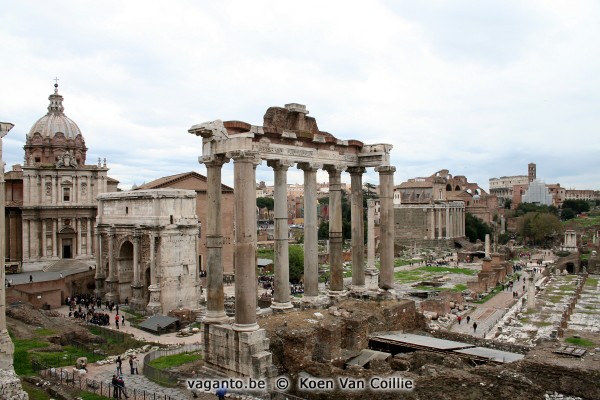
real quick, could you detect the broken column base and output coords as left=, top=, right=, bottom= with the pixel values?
left=0, top=368, right=28, bottom=400
left=300, top=295, right=331, bottom=308
left=365, top=268, right=379, bottom=290
left=0, top=330, right=15, bottom=371
left=203, top=323, right=278, bottom=382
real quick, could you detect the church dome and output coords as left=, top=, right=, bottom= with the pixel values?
left=27, top=83, right=82, bottom=140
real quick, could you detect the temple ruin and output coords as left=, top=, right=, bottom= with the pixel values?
left=189, top=103, right=395, bottom=379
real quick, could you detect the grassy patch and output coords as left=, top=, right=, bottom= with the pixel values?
left=257, top=248, right=274, bottom=260
left=33, top=328, right=58, bottom=337
left=13, top=339, right=49, bottom=375
left=148, top=352, right=202, bottom=370
left=22, top=381, right=51, bottom=400
left=452, top=284, right=468, bottom=292
left=534, top=321, right=552, bottom=327
left=77, top=392, right=113, bottom=400
left=473, top=285, right=503, bottom=304
left=413, top=285, right=437, bottom=291
left=558, top=285, right=574, bottom=291
left=548, top=295, right=564, bottom=303
left=394, top=269, right=426, bottom=283
left=30, top=344, right=104, bottom=368
left=586, top=278, right=599, bottom=287
left=417, top=266, right=476, bottom=275
left=564, top=337, right=595, bottom=347
left=520, top=317, right=529, bottom=323
left=394, top=259, right=413, bottom=267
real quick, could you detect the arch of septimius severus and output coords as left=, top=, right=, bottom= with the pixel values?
left=189, top=103, right=395, bottom=378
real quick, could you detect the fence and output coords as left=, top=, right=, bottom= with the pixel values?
left=143, top=343, right=203, bottom=387
left=86, top=323, right=128, bottom=343
left=33, top=359, right=179, bottom=400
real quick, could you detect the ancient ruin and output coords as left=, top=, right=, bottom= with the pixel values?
left=94, top=189, right=201, bottom=314
left=189, top=103, right=395, bottom=378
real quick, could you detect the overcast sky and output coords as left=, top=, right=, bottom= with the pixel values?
left=2, top=0, right=599, bottom=192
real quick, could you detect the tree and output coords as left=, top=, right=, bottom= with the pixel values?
left=517, top=212, right=562, bottom=247
left=504, top=198, right=512, bottom=209
left=288, top=245, right=304, bottom=282
left=465, top=213, right=492, bottom=243
left=316, top=191, right=352, bottom=240
left=562, top=199, right=590, bottom=214
left=560, top=208, right=576, bottom=221
left=256, top=197, right=274, bottom=210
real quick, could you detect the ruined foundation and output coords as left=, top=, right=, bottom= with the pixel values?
left=203, top=324, right=278, bottom=380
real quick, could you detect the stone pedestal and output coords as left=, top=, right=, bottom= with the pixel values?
left=130, top=282, right=145, bottom=311
left=94, top=276, right=106, bottom=298
left=104, top=277, right=119, bottom=304
left=0, top=330, right=15, bottom=371
left=203, top=324, right=278, bottom=380
left=0, top=368, right=28, bottom=400
left=146, top=284, right=162, bottom=315
left=365, top=268, right=380, bottom=291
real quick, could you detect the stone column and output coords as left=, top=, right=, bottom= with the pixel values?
left=325, top=165, right=344, bottom=294
left=22, top=219, right=29, bottom=260
left=131, top=231, right=144, bottom=309
left=105, top=229, right=118, bottom=303
left=348, top=167, right=366, bottom=292
left=77, top=218, right=82, bottom=257
left=484, top=234, right=491, bottom=259
left=146, top=232, right=161, bottom=314
left=232, top=150, right=260, bottom=331
left=87, top=218, right=92, bottom=256
left=94, top=230, right=105, bottom=297
left=268, top=160, right=293, bottom=310
left=53, top=219, right=58, bottom=257
left=430, top=207, right=435, bottom=239
left=51, top=176, right=56, bottom=205
left=298, top=163, right=320, bottom=298
left=527, top=274, right=535, bottom=310
left=203, top=155, right=229, bottom=323
left=376, top=166, right=396, bottom=291
left=445, top=205, right=450, bottom=239
left=367, top=199, right=376, bottom=269
left=41, top=219, right=47, bottom=257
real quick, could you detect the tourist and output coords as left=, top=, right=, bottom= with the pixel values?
left=473, top=321, right=478, bottom=333
left=115, top=314, right=120, bottom=329
left=116, top=356, right=122, bottom=375
left=122, top=315, right=125, bottom=326
left=457, top=315, right=462, bottom=325
left=112, top=374, right=120, bottom=399
left=117, top=375, right=129, bottom=399
left=133, top=356, right=139, bottom=374
left=466, top=315, right=470, bottom=324
left=29, top=274, right=33, bottom=283
left=129, top=356, right=134, bottom=374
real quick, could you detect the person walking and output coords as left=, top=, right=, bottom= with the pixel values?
left=129, top=356, right=134, bottom=375
left=122, top=315, right=125, bottom=327
left=115, top=314, right=120, bottom=329
left=132, top=356, right=139, bottom=374
left=457, top=315, right=462, bottom=325
left=116, top=356, right=122, bottom=375
left=466, top=315, right=470, bottom=324
left=473, top=321, right=478, bottom=333
left=29, top=275, right=33, bottom=283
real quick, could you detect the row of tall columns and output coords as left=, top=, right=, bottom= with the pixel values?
left=24, top=217, right=94, bottom=259
left=428, top=206, right=465, bottom=240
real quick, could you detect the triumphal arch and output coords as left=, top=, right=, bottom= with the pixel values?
left=189, top=103, right=395, bottom=379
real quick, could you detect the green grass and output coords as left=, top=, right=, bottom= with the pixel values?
left=520, top=317, right=529, bottom=323
left=452, top=284, right=468, bottom=292
left=30, top=344, right=104, bottom=368
left=22, top=381, right=51, bottom=400
left=548, top=295, right=564, bottom=303
left=473, top=285, right=504, bottom=304
left=564, top=337, right=595, bottom=347
left=586, top=278, right=599, bottom=287
left=413, top=285, right=437, bottom=291
left=417, top=266, right=476, bottom=275
left=147, top=352, right=202, bottom=370
left=534, top=321, right=552, bottom=327
left=257, top=248, right=274, bottom=259
left=77, top=392, right=113, bottom=400
left=394, top=269, right=427, bottom=283
left=33, top=328, right=58, bottom=337
left=13, top=339, right=50, bottom=375
left=394, top=259, right=414, bottom=267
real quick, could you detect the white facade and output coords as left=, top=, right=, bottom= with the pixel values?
left=522, top=180, right=553, bottom=206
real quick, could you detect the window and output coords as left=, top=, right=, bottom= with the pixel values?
left=63, top=188, right=70, bottom=202
left=35, top=157, right=41, bottom=163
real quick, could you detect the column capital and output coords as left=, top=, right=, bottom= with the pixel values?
left=201, top=154, right=229, bottom=167
left=347, top=166, right=366, bottom=175
left=267, top=159, right=295, bottom=170
left=297, top=162, right=322, bottom=172
left=375, top=165, right=396, bottom=174
left=324, top=164, right=346, bottom=175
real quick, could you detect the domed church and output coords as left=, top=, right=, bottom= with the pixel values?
left=8, top=83, right=119, bottom=271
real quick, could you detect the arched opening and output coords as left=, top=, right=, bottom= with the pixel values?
left=446, top=184, right=452, bottom=191
left=566, top=263, right=575, bottom=274
left=117, top=241, right=134, bottom=301
left=455, top=185, right=461, bottom=191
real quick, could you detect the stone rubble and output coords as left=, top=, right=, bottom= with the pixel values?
left=0, top=369, right=28, bottom=400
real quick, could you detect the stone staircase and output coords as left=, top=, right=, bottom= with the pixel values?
left=43, top=259, right=93, bottom=272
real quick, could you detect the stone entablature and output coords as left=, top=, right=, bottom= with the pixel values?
left=96, top=189, right=201, bottom=314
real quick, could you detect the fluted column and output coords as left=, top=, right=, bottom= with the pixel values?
left=87, top=218, right=92, bottom=256
left=437, top=207, right=443, bottom=239
left=325, top=165, right=344, bottom=294
left=430, top=208, right=435, bottom=239
left=53, top=219, right=58, bottom=257
left=298, top=162, right=320, bottom=298
left=445, top=205, right=450, bottom=239
left=348, top=167, right=366, bottom=292
left=232, top=150, right=260, bottom=331
left=41, top=219, right=47, bottom=257
left=202, top=155, right=228, bottom=322
left=77, top=218, right=82, bottom=257
left=268, top=160, right=293, bottom=310
left=376, top=165, right=396, bottom=291
left=94, top=230, right=105, bottom=297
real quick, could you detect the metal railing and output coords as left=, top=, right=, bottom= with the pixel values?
left=33, top=359, right=179, bottom=400
left=143, top=343, right=203, bottom=387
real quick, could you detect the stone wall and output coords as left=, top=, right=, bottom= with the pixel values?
left=0, top=369, right=28, bottom=400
